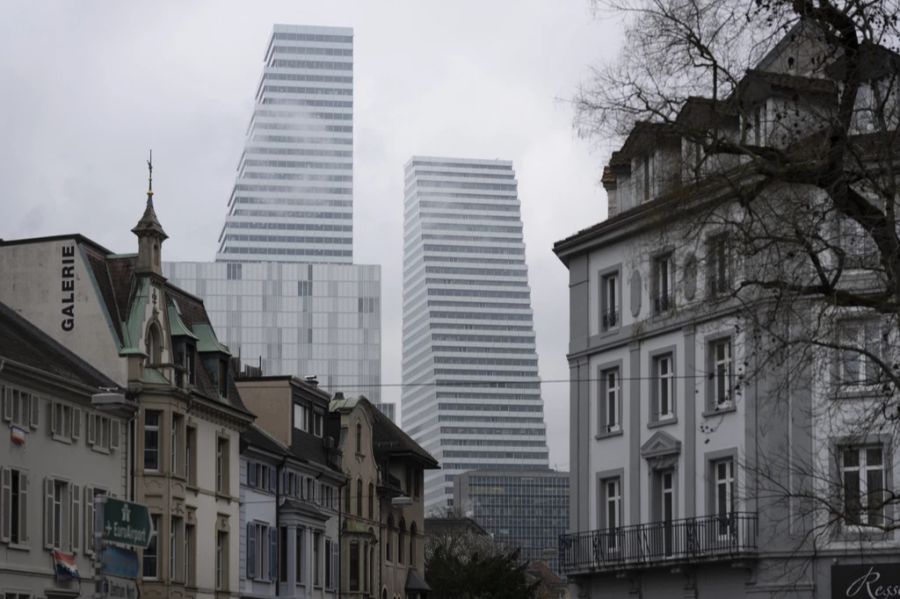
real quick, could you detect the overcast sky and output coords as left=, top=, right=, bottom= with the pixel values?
left=0, top=1, right=621, bottom=470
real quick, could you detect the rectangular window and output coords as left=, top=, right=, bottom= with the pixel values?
left=84, top=487, right=105, bottom=554
left=349, top=541, right=360, bottom=591
left=216, top=530, right=228, bottom=590
left=842, top=446, right=885, bottom=527
left=171, top=414, right=184, bottom=477
left=652, top=254, right=674, bottom=313
left=185, top=522, right=196, bottom=586
left=642, top=154, right=653, bottom=202
left=88, top=413, right=117, bottom=452
left=708, top=234, right=731, bottom=295
left=51, top=401, right=78, bottom=442
left=599, top=367, right=621, bottom=434
left=713, top=459, right=735, bottom=536
left=602, top=477, right=622, bottom=551
left=2, top=387, right=38, bottom=430
left=296, top=528, right=304, bottom=585
left=838, top=320, right=883, bottom=386
left=170, top=516, right=183, bottom=582
left=293, top=403, right=309, bottom=432
left=653, top=354, right=675, bottom=420
left=710, top=339, right=734, bottom=408
left=216, top=437, right=230, bottom=494
left=144, top=410, right=161, bottom=471
left=313, top=410, right=324, bottom=437
left=1, top=467, right=28, bottom=545
left=44, top=478, right=78, bottom=551
left=185, top=426, right=197, bottom=486
left=600, top=271, right=619, bottom=330
left=143, top=514, right=161, bottom=578
left=279, top=526, right=288, bottom=583
left=325, top=538, right=333, bottom=589
left=313, top=531, right=321, bottom=587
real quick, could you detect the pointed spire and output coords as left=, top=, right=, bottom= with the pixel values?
left=132, top=150, right=168, bottom=241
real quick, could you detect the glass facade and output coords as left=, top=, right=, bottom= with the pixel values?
left=217, top=24, right=354, bottom=263
left=402, top=157, right=550, bottom=513
left=454, top=469, right=569, bottom=574
left=162, top=261, right=380, bottom=402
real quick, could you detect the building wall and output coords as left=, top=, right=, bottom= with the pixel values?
left=217, top=24, right=354, bottom=264
left=401, top=156, right=550, bottom=513
left=163, top=261, right=381, bottom=403
left=0, top=238, right=127, bottom=384
left=0, top=366, right=129, bottom=599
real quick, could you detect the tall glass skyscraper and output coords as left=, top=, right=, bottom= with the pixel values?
left=217, top=24, right=354, bottom=263
left=402, top=156, right=550, bottom=512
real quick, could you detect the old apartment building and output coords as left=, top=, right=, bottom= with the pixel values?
left=554, top=23, right=900, bottom=599
left=0, top=186, right=254, bottom=599
left=0, top=303, right=131, bottom=599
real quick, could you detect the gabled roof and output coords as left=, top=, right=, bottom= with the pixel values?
left=0, top=302, right=116, bottom=390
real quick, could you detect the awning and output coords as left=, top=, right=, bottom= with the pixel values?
left=405, top=568, right=431, bottom=592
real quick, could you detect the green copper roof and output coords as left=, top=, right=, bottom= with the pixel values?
left=119, top=278, right=151, bottom=355
left=167, top=300, right=197, bottom=340
left=193, top=323, right=231, bottom=355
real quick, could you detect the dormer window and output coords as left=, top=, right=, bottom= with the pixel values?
left=145, top=322, right=162, bottom=366
left=174, top=340, right=196, bottom=387
left=218, top=359, right=228, bottom=397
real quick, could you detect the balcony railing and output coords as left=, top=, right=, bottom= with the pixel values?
left=559, top=512, right=757, bottom=575
left=602, top=310, right=619, bottom=329
left=652, top=294, right=674, bottom=314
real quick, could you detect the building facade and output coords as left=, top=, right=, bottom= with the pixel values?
left=330, top=395, right=438, bottom=599
left=453, top=469, right=569, bottom=574
left=216, top=24, right=354, bottom=264
left=0, top=191, right=255, bottom=599
left=0, top=303, right=131, bottom=599
left=401, top=156, right=550, bottom=512
left=163, top=261, right=381, bottom=403
left=554, top=24, right=900, bottom=599
left=236, top=376, right=344, bottom=599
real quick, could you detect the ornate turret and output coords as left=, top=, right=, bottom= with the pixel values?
left=132, top=152, right=168, bottom=276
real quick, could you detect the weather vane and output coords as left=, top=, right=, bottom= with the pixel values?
left=147, top=149, right=154, bottom=199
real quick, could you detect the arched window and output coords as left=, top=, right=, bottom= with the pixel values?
left=409, top=521, right=417, bottom=568
left=356, top=478, right=363, bottom=516
left=398, top=519, right=406, bottom=564
left=145, top=322, right=162, bottom=365
left=386, top=516, right=394, bottom=562
left=368, top=482, right=374, bottom=519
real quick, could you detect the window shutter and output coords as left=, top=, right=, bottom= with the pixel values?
left=269, top=527, right=277, bottom=580
left=44, top=478, right=54, bottom=548
left=248, top=462, right=257, bottom=488
left=86, top=413, right=95, bottom=446
left=71, top=483, right=81, bottom=553
left=247, top=523, right=256, bottom=579
left=1, top=387, right=11, bottom=422
left=19, top=471, right=28, bottom=543
left=72, top=408, right=81, bottom=440
left=29, top=395, right=39, bottom=429
left=269, top=468, right=277, bottom=494
left=49, top=401, right=57, bottom=436
left=0, top=467, right=10, bottom=543
left=110, top=419, right=120, bottom=451
left=84, top=487, right=94, bottom=554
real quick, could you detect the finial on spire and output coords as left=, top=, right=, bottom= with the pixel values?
left=147, top=149, right=154, bottom=200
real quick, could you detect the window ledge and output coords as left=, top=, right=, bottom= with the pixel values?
left=835, top=525, right=891, bottom=541
left=595, top=428, right=624, bottom=440
left=90, top=445, right=111, bottom=455
left=6, top=542, right=29, bottom=552
left=833, top=386, right=887, bottom=400
left=648, top=417, right=677, bottom=429
left=702, top=404, right=736, bottom=418
left=215, top=491, right=233, bottom=502
left=51, top=435, right=73, bottom=444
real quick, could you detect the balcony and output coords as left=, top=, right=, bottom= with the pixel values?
left=559, top=512, right=757, bottom=576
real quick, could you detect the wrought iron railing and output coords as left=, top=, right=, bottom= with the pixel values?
left=602, top=310, right=619, bottom=329
left=559, top=512, right=757, bottom=574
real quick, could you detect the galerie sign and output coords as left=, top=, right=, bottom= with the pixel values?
left=60, top=245, right=76, bottom=331
left=833, top=564, right=900, bottom=599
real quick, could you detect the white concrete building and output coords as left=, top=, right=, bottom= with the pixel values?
left=554, top=24, right=900, bottom=599
left=217, top=24, right=354, bottom=264
left=401, top=157, right=549, bottom=512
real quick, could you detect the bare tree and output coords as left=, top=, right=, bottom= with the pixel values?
left=574, top=0, right=900, bottom=568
